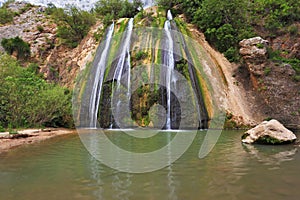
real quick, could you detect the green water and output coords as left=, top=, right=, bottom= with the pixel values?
left=0, top=130, right=300, bottom=200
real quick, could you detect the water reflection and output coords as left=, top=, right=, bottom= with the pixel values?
left=243, top=143, right=297, bottom=167
left=1, top=131, right=300, bottom=199
left=88, top=133, right=104, bottom=200
left=166, top=132, right=178, bottom=200
left=167, top=165, right=178, bottom=200
left=89, top=157, right=104, bottom=200
left=112, top=173, right=133, bottom=200
left=201, top=133, right=249, bottom=200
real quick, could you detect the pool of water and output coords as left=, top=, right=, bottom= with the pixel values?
left=0, top=130, right=300, bottom=200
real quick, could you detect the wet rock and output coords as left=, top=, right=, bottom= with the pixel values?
left=242, top=119, right=297, bottom=144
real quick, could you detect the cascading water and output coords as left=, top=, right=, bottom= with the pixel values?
left=167, top=10, right=173, bottom=20
left=164, top=10, right=175, bottom=130
left=85, top=10, right=208, bottom=129
left=112, top=18, right=133, bottom=89
left=88, top=23, right=114, bottom=128
left=141, top=0, right=155, bottom=8
left=110, top=18, right=134, bottom=128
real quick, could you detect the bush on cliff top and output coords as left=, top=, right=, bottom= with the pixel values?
left=46, top=4, right=96, bottom=48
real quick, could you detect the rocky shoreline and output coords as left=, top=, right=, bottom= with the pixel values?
left=0, top=128, right=76, bottom=152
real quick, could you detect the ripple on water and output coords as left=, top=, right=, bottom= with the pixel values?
left=0, top=130, right=299, bottom=200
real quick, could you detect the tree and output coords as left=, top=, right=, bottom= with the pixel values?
left=252, top=0, right=300, bottom=32
left=192, top=0, right=253, bottom=61
left=48, top=5, right=96, bottom=48
left=156, top=0, right=180, bottom=9
left=94, top=0, right=142, bottom=19
left=0, top=6, right=14, bottom=24
left=181, top=0, right=202, bottom=21
left=0, top=53, right=73, bottom=128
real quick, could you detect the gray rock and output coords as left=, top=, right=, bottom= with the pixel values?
left=242, top=119, right=297, bottom=144
left=239, top=37, right=269, bottom=76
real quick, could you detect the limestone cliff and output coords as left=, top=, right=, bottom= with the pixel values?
left=0, top=2, right=101, bottom=88
left=239, top=36, right=300, bottom=129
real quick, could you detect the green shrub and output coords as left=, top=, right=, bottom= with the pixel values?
left=175, top=58, right=189, bottom=79
left=293, top=75, right=300, bottom=82
left=1, top=37, right=30, bottom=59
left=0, top=0, right=16, bottom=25
left=256, top=43, right=264, bottom=49
left=0, top=125, right=5, bottom=132
left=45, top=3, right=56, bottom=15
left=93, top=28, right=104, bottom=42
left=0, top=6, right=14, bottom=24
left=19, top=3, right=33, bottom=14
left=224, top=47, right=240, bottom=62
left=264, top=67, right=271, bottom=76
left=94, top=0, right=142, bottom=19
left=135, top=51, right=148, bottom=60
left=9, top=130, right=18, bottom=135
left=0, top=53, right=73, bottom=128
left=288, top=25, right=299, bottom=36
left=47, top=5, right=96, bottom=48
left=27, top=63, right=40, bottom=74
left=37, top=25, right=44, bottom=32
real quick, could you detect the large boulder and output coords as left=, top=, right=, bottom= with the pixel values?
left=242, top=119, right=297, bottom=144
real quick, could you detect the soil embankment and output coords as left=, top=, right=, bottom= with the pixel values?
left=0, top=129, right=76, bottom=152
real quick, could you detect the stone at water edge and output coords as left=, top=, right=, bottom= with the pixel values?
left=242, top=119, right=297, bottom=144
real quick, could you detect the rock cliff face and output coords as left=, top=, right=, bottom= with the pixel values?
left=239, top=36, right=300, bottom=128
left=0, top=2, right=100, bottom=88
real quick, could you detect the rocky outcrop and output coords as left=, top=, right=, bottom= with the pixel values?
left=0, top=2, right=101, bottom=88
left=242, top=119, right=297, bottom=144
left=0, top=2, right=57, bottom=59
left=238, top=35, right=300, bottom=128
left=42, top=21, right=101, bottom=87
left=239, top=37, right=269, bottom=76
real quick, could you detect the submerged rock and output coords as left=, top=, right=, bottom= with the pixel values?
left=242, top=119, right=297, bottom=144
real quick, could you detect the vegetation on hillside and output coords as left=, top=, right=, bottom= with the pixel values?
left=46, top=4, right=96, bottom=48
left=0, top=54, right=73, bottom=129
left=158, top=0, right=300, bottom=63
left=94, top=0, right=143, bottom=27
left=0, top=1, right=36, bottom=25
left=44, top=0, right=143, bottom=47
left=0, top=2, right=14, bottom=24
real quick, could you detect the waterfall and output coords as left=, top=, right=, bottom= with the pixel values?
left=167, top=10, right=173, bottom=20
left=164, top=10, right=175, bottom=130
left=88, top=23, right=114, bottom=128
left=142, top=0, right=155, bottom=8
left=110, top=18, right=134, bottom=128
left=112, top=18, right=133, bottom=89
